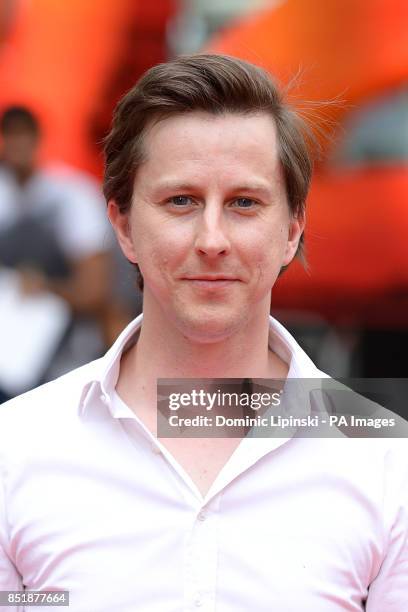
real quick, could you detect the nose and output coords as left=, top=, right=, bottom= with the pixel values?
left=194, top=205, right=231, bottom=258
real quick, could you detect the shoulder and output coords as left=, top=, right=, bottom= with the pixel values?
left=328, top=436, right=408, bottom=523
left=0, top=358, right=103, bottom=446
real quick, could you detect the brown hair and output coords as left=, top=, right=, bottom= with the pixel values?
left=103, top=53, right=313, bottom=288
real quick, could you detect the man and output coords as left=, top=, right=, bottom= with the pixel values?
left=0, top=55, right=407, bottom=611
left=0, top=106, right=112, bottom=397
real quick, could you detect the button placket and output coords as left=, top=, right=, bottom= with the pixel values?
left=184, top=504, right=219, bottom=611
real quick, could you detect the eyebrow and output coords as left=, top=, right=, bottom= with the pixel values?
left=230, top=184, right=274, bottom=198
left=152, top=180, right=275, bottom=198
left=153, top=181, right=200, bottom=193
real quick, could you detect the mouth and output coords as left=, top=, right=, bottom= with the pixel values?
left=182, top=276, right=240, bottom=290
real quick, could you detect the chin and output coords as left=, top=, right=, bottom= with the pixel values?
left=174, top=307, right=247, bottom=345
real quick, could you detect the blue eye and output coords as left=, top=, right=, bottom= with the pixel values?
left=235, top=198, right=256, bottom=208
left=169, top=196, right=192, bottom=207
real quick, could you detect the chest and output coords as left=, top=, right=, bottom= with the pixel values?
left=10, top=437, right=380, bottom=612
left=158, top=436, right=242, bottom=496
left=127, top=396, right=243, bottom=496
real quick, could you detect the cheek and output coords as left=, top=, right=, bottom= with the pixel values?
left=244, top=228, right=288, bottom=284
left=245, top=230, right=286, bottom=263
left=132, top=221, right=191, bottom=274
left=150, top=246, right=170, bottom=270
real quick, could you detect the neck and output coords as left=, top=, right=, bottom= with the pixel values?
left=140, top=311, right=272, bottom=377
left=116, top=303, right=288, bottom=410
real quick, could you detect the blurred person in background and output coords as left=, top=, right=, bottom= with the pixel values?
left=0, top=105, right=113, bottom=401
left=0, top=1, right=169, bottom=388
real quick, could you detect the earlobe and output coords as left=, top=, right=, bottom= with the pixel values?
left=107, top=200, right=138, bottom=264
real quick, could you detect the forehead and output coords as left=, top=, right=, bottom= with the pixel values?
left=137, top=111, right=283, bottom=189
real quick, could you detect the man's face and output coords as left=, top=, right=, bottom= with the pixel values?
left=110, top=111, right=304, bottom=343
left=1, top=125, right=38, bottom=173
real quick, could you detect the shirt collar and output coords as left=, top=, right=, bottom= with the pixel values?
left=78, top=314, right=143, bottom=417
left=78, top=313, right=323, bottom=417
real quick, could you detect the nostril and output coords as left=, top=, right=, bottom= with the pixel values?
left=194, top=231, right=231, bottom=257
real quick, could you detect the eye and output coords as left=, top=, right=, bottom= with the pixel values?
left=168, top=195, right=193, bottom=207
left=232, top=197, right=258, bottom=209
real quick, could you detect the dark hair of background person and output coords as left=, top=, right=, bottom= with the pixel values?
left=103, top=53, right=313, bottom=291
left=0, top=105, right=40, bottom=135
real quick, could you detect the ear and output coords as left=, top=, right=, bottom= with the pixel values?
left=282, top=212, right=306, bottom=266
left=107, top=200, right=138, bottom=264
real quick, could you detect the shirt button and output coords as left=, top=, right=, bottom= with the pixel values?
left=100, top=394, right=108, bottom=405
left=197, top=511, right=206, bottom=521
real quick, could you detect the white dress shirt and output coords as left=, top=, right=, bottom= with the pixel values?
left=0, top=315, right=407, bottom=611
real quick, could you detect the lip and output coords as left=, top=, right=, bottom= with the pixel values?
left=182, top=277, right=240, bottom=290
left=182, top=275, right=240, bottom=281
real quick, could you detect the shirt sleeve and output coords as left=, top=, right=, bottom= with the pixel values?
left=365, top=442, right=408, bottom=610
